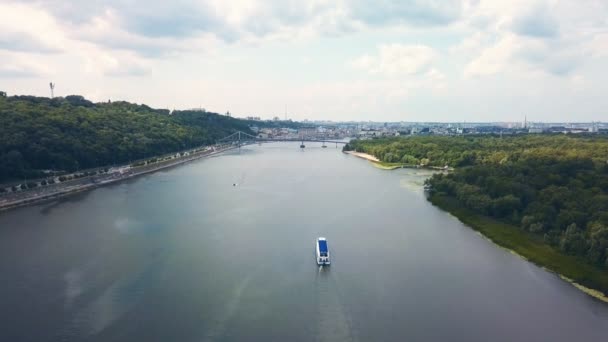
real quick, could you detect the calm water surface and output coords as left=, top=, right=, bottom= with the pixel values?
left=1, top=143, right=607, bottom=341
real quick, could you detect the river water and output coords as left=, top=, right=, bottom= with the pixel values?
left=1, top=143, right=607, bottom=342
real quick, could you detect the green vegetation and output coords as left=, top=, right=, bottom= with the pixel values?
left=0, top=94, right=255, bottom=183
left=371, top=161, right=403, bottom=170
left=346, top=134, right=608, bottom=293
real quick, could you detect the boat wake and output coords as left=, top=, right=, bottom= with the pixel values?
left=202, top=275, right=252, bottom=342
left=314, top=269, right=356, bottom=342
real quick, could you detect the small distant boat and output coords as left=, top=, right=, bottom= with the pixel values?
left=316, top=237, right=330, bottom=265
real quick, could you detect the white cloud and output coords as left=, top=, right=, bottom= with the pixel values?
left=69, top=10, right=221, bottom=58
left=0, top=31, right=61, bottom=53
left=456, top=0, right=605, bottom=78
left=347, top=0, right=462, bottom=27
left=0, top=2, right=69, bottom=52
left=464, top=34, right=519, bottom=77
left=351, top=44, right=437, bottom=76
left=0, top=52, right=50, bottom=78
left=425, top=68, right=446, bottom=89
left=84, top=52, right=152, bottom=77
left=585, top=33, right=608, bottom=58
left=1, top=0, right=607, bottom=121
left=510, top=3, right=559, bottom=38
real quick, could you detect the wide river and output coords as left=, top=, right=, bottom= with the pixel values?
left=1, top=143, right=607, bottom=341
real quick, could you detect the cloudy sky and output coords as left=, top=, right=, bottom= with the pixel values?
left=1, top=0, right=607, bottom=122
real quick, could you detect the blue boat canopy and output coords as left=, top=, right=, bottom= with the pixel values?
left=318, top=240, right=328, bottom=253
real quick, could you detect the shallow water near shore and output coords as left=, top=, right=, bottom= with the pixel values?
left=1, top=142, right=607, bottom=342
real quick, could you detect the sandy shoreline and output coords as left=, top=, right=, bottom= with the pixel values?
left=344, top=151, right=379, bottom=162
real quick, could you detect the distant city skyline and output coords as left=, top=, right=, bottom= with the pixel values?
left=1, top=1, right=607, bottom=122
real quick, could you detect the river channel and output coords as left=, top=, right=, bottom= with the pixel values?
left=1, top=142, right=607, bottom=341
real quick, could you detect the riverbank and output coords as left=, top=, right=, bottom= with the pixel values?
left=344, top=152, right=403, bottom=170
left=429, top=194, right=608, bottom=303
left=0, top=145, right=236, bottom=212
left=371, top=162, right=454, bottom=171
left=372, top=161, right=413, bottom=170
left=344, top=151, right=453, bottom=171
left=344, top=151, right=379, bottom=162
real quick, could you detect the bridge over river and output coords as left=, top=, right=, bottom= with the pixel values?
left=216, top=131, right=348, bottom=148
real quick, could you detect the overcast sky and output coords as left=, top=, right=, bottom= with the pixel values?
left=1, top=1, right=607, bottom=122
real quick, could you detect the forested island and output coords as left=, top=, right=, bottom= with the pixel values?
left=0, top=93, right=300, bottom=183
left=345, top=135, right=608, bottom=295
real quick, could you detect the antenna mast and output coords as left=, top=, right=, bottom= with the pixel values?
left=49, top=82, right=55, bottom=98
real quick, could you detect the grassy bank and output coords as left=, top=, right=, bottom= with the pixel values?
left=429, top=194, right=608, bottom=301
left=371, top=161, right=428, bottom=170
left=370, top=161, right=453, bottom=171
left=371, top=161, right=404, bottom=170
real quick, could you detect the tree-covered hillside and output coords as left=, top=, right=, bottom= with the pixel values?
left=0, top=94, right=254, bottom=182
left=345, top=135, right=608, bottom=269
left=344, top=135, right=608, bottom=168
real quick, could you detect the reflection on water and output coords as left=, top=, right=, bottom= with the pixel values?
left=64, top=257, right=161, bottom=338
left=64, top=269, right=83, bottom=308
left=315, top=266, right=355, bottom=342
left=202, top=275, right=252, bottom=342
left=398, top=169, right=437, bottom=193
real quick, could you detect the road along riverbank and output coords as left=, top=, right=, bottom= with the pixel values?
left=0, top=145, right=236, bottom=212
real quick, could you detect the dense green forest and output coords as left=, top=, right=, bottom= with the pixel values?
left=345, top=135, right=608, bottom=270
left=0, top=94, right=258, bottom=182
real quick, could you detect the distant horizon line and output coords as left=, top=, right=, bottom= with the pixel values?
left=2, top=91, right=604, bottom=125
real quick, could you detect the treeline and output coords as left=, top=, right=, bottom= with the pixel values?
left=346, top=135, right=608, bottom=268
left=0, top=94, right=254, bottom=182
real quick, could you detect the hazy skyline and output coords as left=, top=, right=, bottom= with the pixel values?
left=1, top=0, right=607, bottom=122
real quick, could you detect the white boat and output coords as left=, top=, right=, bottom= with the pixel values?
left=316, top=237, right=330, bottom=265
